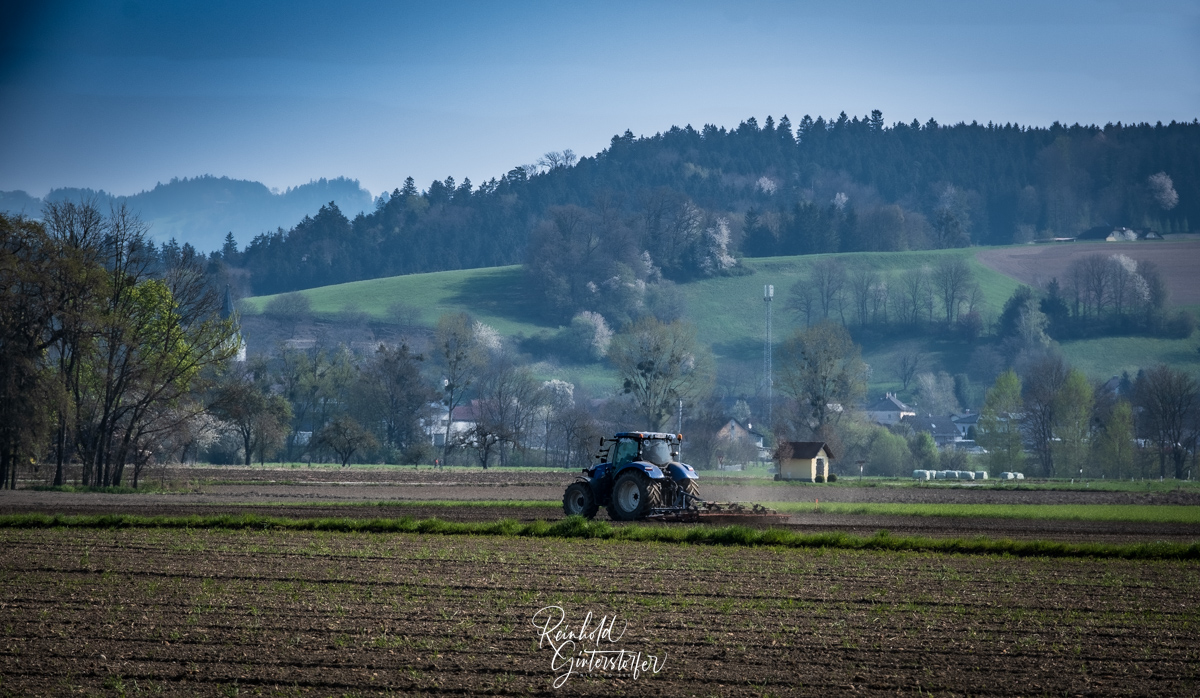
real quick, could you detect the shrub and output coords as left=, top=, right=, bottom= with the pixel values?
left=828, top=473, right=838, bottom=482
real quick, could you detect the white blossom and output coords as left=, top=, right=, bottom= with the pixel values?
left=473, top=321, right=502, bottom=352
left=1148, top=172, right=1178, bottom=211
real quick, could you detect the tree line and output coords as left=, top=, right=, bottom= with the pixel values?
left=0, top=207, right=238, bottom=489
left=977, top=358, right=1198, bottom=481
left=202, top=115, right=1197, bottom=309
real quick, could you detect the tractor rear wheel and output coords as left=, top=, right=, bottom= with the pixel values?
left=563, top=482, right=598, bottom=519
left=683, top=479, right=701, bottom=500
left=609, top=471, right=660, bottom=521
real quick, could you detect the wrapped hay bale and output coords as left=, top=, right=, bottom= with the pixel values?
left=974, top=471, right=988, bottom=480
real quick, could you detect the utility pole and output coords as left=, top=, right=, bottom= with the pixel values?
left=764, top=284, right=774, bottom=427
left=677, top=398, right=684, bottom=459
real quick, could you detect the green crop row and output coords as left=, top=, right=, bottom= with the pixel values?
left=1, top=513, right=1196, bottom=560
left=767, top=501, right=1200, bottom=523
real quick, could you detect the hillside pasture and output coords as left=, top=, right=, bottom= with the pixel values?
left=237, top=245, right=1198, bottom=391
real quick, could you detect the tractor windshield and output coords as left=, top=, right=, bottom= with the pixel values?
left=642, top=439, right=673, bottom=466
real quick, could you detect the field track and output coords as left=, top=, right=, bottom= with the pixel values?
left=2, top=526, right=1197, bottom=696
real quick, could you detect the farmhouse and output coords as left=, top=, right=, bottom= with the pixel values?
left=714, top=419, right=770, bottom=461
left=865, top=393, right=915, bottom=426
left=951, top=410, right=979, bottom=438
left=774, top=441, right=835, bottom=482
left=902, top=414, right=961, bottom=447
left=427, top=401, right=479, bottom=446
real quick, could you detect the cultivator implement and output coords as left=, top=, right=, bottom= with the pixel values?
left=645, top=490, right=790, bottom=525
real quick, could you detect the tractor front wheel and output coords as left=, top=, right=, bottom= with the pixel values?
left=563, top=482, right=598, bottom=519
left=609, top=471, right=660, bottom=521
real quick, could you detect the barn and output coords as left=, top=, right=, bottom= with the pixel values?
left=774, top=441, right=835, bottom=482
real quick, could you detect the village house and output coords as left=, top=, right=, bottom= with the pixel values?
left=774, top=441, right=835, bottom=482
left=426, top=401, right=479, bottom=447
left=901, top=414, right=961, bottom=447
left=865, top=393, right=915, bottom=426
left=714, top=419, right=770, bottom=462
left=951, top=410, right=979, bottom=439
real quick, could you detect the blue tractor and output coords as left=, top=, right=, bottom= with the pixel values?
left=562, top=432, right=701, bottom=521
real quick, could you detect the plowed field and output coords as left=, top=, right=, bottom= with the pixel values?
left=5, top=465, right=1199, bottom=545
left=976, top=240, right=1200, bottom=304
left=1, top=527, right=1197, bottom=696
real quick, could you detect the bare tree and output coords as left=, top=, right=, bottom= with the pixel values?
left=897, top=267, right=929, bottom=325
left=1136, top=365, right=1198, bottom=479
left=469, top=354, right=542, bottom=469
left=897, top=350, right=923, bottom=392
left=931, top=256, right=973, bottom=324
left=916, top=372, right=960, bottom=416
left=1067, top=254, right=1113, bottom=319
left=435, top=312, right=485, bottom=464
left=778, top=321, right=867, bottom=433
left=811, top=258, right=847, bottom=323
left=787, top=278, right=817, bottom=327
left=608, top=317, right=713, bottom=430
left=848, top=267, right=878, bottom=327
left=1021, top=354, right=1068, bottom=477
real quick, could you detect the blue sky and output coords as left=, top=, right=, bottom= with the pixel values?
left=2, top=0, right=1197, bottom=198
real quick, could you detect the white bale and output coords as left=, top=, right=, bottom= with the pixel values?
left=1015, top=472, right=1025, bottom=479
left=934, top=470, right=947, bottom=480
left=974, top=471, right=988, bottom=480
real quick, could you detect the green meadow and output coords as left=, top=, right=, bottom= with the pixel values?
left=240, top=246, right=1197, bottom=392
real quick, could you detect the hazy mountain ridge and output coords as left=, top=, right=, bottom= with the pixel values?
left=0, top=175, right=374, bottom=252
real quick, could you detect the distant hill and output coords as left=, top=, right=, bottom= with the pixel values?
left=0, top=175, right=374, bottom=253
left=215, top=115, right=1199, bottom=297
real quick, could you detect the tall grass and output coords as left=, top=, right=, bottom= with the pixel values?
left=1, top=513, right=1196, bottom=560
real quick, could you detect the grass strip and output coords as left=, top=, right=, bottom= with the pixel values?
left=1, top=513, right=1196, bottom=561
left=767, top=502, right=1200, bottom=524
left=194, top=499, right=1200, bottom=524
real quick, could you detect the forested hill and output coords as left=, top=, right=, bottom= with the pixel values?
left=230, top=115, right=1194, bottom=302
left=0, top=175, right=373, bottom=253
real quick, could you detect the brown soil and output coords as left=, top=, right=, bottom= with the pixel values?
left=975, top=240, right=1200, bottom=304
left=1, top=527, right=1196, bottom=696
